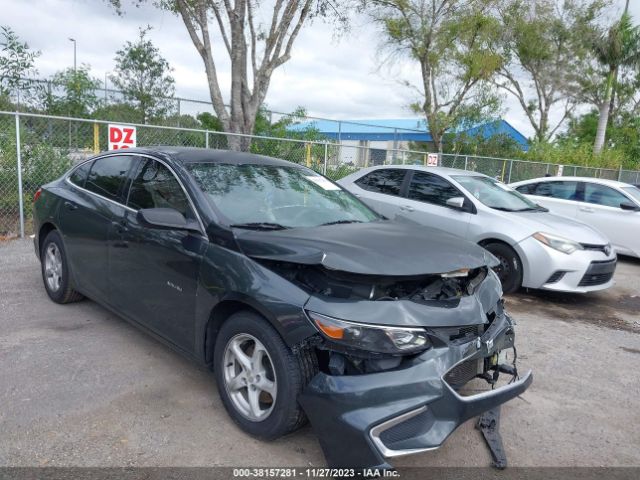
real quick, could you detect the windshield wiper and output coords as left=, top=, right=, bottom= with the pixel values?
left=230, top=222, right=290, bottom=231
left=320, top=220, right=364, bottom=226
left=490, top=207, right=518, bottom=212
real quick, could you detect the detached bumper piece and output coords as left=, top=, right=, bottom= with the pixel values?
left=299, top=312, right=533, bottom=470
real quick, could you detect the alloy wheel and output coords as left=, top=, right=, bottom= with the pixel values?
left=222, top=333, right=277, bottom=422
left=44, top=243, right=63, bottom=292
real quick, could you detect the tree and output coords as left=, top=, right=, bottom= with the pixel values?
left=589, top=3, right=640, bottom=153
left=0, top=26, right=40, bottom=107
left=365, top=0, right=504, bottom=153
left=110, top=27, right=176, bottom=123
left=108, top=1, right=345, bottom=150
left=44, top=65, right=102, bottom=118
left=494, top=0, right=605, bottom=142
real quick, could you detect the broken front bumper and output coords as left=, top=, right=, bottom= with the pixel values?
left=299, top=312, right=532, bottom=469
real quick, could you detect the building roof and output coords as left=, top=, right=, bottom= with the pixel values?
left=290, top=118, right=529, bottom=149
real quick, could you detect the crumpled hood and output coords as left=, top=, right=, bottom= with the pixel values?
left=509, top=211, right=609, bottom=244
left=234, top=220, right=495, bottom=276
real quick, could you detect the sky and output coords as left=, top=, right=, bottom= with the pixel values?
left=1, top=0, right=638, bottom=138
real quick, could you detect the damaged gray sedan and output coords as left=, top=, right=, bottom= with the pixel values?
left=32, top=147, right=532, bottom=470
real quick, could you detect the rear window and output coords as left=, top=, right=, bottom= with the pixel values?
left=355, top=169, right=407, bottom=196
left=85, top=155, right=134, bottom=202
left=514, top=183, right=538, bottom=194
left=68, top=161, right=92, bottom=187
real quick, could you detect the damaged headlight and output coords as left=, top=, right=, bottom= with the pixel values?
left=533, top=232, right=584, bottom=255
left=307, top=311, right=431, bottom=355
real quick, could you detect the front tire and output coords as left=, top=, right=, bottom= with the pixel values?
left=214, top=311, right=316, bottom=440
left=483, top=242, right=523, bottom=294
left=40, top=230, right=84, bottom=304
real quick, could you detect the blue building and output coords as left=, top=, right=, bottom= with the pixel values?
left=290, top=118, right=529, bottom=165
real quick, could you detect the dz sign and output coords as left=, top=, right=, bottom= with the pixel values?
left=108, top=124, right=137, bottom=150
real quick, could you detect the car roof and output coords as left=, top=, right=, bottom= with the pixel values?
left=104, top=146, right=301, bottom=168
left=510, top=176, right=633, bottom=188
left=355, top=164, right=486, bottom=177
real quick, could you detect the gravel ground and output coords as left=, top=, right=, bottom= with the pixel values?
left=1, top=238, right=639, bottom=469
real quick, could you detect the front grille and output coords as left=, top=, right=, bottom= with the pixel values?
left=580, top=243, right=610, bottom=255
left=378, top=409, right=434, bottom=448
left=546, top=271, right=566, bottom=284
left=449, top=325, right=479, bottom=342
left=578, top=272, right=614, bottom=286
left=444, top=358, right=481, bottom=388
left=578, top=259, right=617, bottom=287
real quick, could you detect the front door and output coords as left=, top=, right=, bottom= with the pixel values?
left=399, top=170, right=472, bottom=238
left=108, top=156, right=207, bottom=352
left=576, top=182, right=639, bottom=254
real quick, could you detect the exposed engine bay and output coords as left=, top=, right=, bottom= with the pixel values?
left=260, top=259, right=489, bottom=302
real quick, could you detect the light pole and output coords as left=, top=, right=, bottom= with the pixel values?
left=104, top=71, right=109, bottom=101
left=68, top=37, right=76, bottom=72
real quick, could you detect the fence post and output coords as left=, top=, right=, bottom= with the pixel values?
left=323, top=142, right=328, bottom=175
left=507, top=160, right=514, bottom=183
left=464, top=155, right=468, bottom=170
left=15, top=113, right=25, bottom=239
left=93, top=123, right=100, bottom=153
left=618, top=166, right=623, bottom=181
left=205, top=131, right=209, bottom=149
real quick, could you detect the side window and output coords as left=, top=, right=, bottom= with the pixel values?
left=85, top=155, right=134, bottom=202
left=68, top=161, right=93, bottom=187
left=355, top=169, right=407, bottom=196
left=535, top=181, right=579, bottom=200
left=407, top=172, right=461, bottom=207
left=514, top=183, right=538, bottom=194
left=127, top=158, right=193, bottom=218
left=583, top=183, right=628, bottom=208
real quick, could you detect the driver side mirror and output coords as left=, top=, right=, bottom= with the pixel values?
left=620, top=201, right=640, bottom=211
left=446, top=197, right=466, bottom=210
left=137, top=208, right=201, bottom=232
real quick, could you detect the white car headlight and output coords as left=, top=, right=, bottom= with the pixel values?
left=533, top=232, right=584, bottom=255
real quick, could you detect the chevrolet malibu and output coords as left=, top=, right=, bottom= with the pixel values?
left=339, top=166, right=617, bottom=294
left=33, top=147, right=531, bottom=469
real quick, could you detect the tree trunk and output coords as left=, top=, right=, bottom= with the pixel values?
left=594, top=71, right=615, bottom=154
left=593, top=100, right=610, bottom=154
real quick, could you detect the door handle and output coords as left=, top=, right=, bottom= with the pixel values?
left=64, top=201, right=78, bottom=211
left=579, top=207, right=595, bottom=213
left=400, top=205, right=415, bottom=212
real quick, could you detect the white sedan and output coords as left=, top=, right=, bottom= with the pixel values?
left=510, top=177, right=640, bottom=258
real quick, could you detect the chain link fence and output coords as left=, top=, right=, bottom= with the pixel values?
left=1, top=110, right=639, bottom=239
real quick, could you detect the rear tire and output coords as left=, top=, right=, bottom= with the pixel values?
left=213, top=311, right=316, bottom=440
left=40, top=230, right=84, bottom=304
left=483, top=242, right=523, bottom=294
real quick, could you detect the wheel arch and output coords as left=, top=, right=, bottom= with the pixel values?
left=477, top=237, right=527, bottom=289
left=38, top=221, right=59, bottom=256
left=203, top=295, right=285, bottom=368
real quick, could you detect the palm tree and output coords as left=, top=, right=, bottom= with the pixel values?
left=592, top=1, right=640, bottom=153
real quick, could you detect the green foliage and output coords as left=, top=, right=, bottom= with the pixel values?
left=0, top=25, right=40, bottom=105
left=92, top=102, right=143, bottom=123
left=370, top=0, right=504, bottom=151
left=44, top=66, right=102, bottom=118
left=110, top=27, right=176, bottom=123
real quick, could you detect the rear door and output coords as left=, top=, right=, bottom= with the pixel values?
left=399, top=170, right=472, bottom=238
left=350, top=169, right=410, bottom=218
left=576, top=182, right=637, bottom=253
left=57, top=154, right=135, bottom=302
left=108, top=156, right=207, bottom=352
left=518, top=180, right=581, bottom=218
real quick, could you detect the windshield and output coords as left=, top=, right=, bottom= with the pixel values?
left=187, top=163, right=379, bottom=229
left=453, top=175, right=540, bottom=211
left=622, top=186, right=640, bottom=204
